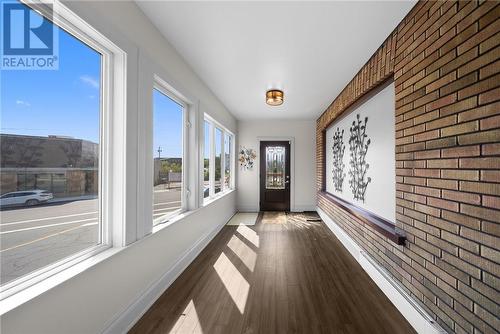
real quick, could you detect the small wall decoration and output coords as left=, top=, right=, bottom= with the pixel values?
left=332, top=128, right=345, bottom=192
left=239, top=146, right=256, bottom=170
left=348, top=114, right=371, bottom=202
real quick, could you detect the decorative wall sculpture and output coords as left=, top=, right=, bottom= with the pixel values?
left=332, top=128, right=345, bottom=192
left=348, top=114, right=371, bottom=202
left=239, top=146, right=256, bottom=170
left=324, top=82, right=394, bottom=221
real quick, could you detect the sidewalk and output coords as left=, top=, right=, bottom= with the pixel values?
left=48, top=195, right=98, bottom=204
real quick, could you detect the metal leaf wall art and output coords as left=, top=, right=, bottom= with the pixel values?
left=239, top=146, right=256, bottom=170
left=332, top=128, right=345, bottom=192
left=348, top=114, right=371, bottom=202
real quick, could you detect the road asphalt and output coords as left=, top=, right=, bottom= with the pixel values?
left=0, top=189, right=181, bottom=285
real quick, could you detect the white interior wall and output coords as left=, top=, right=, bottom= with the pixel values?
left=237, top=120, right=316, bottom=212
left=0, top=1, right=236, bottom=333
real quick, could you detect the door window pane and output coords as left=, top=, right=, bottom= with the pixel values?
left=0, top=4, right=101, bottom=285
left=224, top=133, right=231, bottom=190
left=152, top=88, right=183, bottom=225
left=214, top=128, right=222, bottom=194
left=265, top=146, right=285, bottom=189
left=204, top=121, right=211, bottom=198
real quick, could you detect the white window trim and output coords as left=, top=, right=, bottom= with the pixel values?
left=208, top=121, right=215, bottom=198
left=214, top=125, right=223, bottom=195
left=204, top=120, right=211, bottom=200
left=151, top=76, right=189, bottom=226
left=223, top=131, right=235, bottom=191
left=203, top=114, right=235, bottom=204
left=1, top=0, right=127, bottom=300
left=136, top=53, right=199, bottom=238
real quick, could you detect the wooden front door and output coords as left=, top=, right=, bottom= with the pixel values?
left=260, top=141, right=291, bottom=211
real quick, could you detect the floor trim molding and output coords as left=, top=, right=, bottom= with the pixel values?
left=317, top=207, right=446, bottom=334
left=101, top=218, right=229, bottom=334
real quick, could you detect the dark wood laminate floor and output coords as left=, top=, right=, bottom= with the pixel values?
left=130, top=212, right=416, bottom=334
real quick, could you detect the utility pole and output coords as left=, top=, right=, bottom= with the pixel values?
left=156, top=146, right=163, bottom=188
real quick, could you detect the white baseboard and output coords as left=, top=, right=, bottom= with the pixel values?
left=317, top=207, right=446, bottom=334
left=101, top=219, right=229, bottom=334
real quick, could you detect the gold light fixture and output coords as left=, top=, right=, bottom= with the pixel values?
left=266, top=89, right=284, bottom=106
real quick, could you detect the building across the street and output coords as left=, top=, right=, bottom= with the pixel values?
left=0, top=134, right=98, bottom=198
left=153, top=157, right=182, bottom=188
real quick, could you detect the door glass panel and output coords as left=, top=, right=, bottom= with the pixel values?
left=265, top=146, right=285, bottom=190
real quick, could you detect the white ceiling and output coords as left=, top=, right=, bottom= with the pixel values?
left=137, top=1, right=416, bottom=120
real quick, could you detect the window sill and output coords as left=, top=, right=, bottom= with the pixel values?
left=203, top=188, right=235, bottom=207
left=0, top=246, right=122, bottom=316
left=152, top=210, right=193, bottom=234
left=152, top=189, right=234, bottom=234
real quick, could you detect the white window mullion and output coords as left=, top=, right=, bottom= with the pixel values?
left=230, top=134, right=235, bottom=189
left=209, top=122, right=215, bottom=198
left=183, top=108, right=189, bottom=211
left=221, top=131, right=226, bottom=192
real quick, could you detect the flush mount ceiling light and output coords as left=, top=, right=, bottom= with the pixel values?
left=266, top=89, right=284, bottom=106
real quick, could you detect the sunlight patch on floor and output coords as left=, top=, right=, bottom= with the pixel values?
left=226, top=212, right=258, bottom=226
left=262, top=211, right=287, bottom=224
left=236, top=225, right=259, bottom=248
left=227, top=235, right=257, bottom=272
left=170, top=300, right=203, bottom=334
left=213, top=252, right=250, bottom=314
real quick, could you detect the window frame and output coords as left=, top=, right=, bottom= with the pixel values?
left=203, top=114, right=235, bottom=204
left=223, top=131, right=234, bottom=191
left=203, top=120, right=212, bottom=200
left=151, top=78, right=189, bottom=226
left=0, top=0, right=126, bottom=300
left=214, top=126, right=223, bottom=195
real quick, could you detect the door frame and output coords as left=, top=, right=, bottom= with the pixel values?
left=257, top=136, right=295, bottom=212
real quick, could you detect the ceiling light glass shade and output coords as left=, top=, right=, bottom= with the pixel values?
left=266, top=89, right=284, bottom=106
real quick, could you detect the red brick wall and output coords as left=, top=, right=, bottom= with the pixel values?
left=316, top=2, right=499, bottom=333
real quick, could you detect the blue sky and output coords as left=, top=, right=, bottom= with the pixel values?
left=1, top=1, right=183, bottom=158
left=1, top=3, right=101, bottom=143
left=153, top=89, right=183, bottom=158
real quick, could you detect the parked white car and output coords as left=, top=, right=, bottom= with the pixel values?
left=0, top=190, right=53, bottom=207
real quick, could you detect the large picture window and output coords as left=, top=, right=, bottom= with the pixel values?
left=0, top=0, right=120, bottom=291
left=152, top=86, right=185, bottom=225
left=203, top=116, right=234, bottom=203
